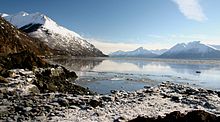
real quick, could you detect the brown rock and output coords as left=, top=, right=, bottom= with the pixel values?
left=128, top=110, right=220, bottom=122
left=0, top=76, right=9, bottom=83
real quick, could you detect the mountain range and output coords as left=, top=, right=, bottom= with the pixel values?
left=111, top=41, right=220, bottom=59
left=1, top=12, right=106, bottom=57
left=1, top=11, right=220, bottom=59
left=109, top=47, right=165, bottom=58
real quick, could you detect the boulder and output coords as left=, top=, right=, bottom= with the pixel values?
left=33, top=67, right=93, bottom=95
left=1, top=51, right=49, bottom=70
left=89, top=99, right=102, bottom=108
left=0, top=76, right=9, bottom=83
left=128, top=110, right=220, bottom=122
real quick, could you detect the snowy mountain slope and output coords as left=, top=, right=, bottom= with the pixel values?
left=150, top=49, right=168, bottom=55
left=1, top=12, right=106, bottom=57
left=159, top=41, right=220, bottom=59
left=210, top=45, right=220, bottom=50
left=110, top=47, right=158, bottom=58
left=0, top=16, right=54, bottom=55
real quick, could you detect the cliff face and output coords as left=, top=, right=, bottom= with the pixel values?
left=0, top=17, right=54, bottom=56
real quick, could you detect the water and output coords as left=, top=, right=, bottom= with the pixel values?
left=49, top=57, right=220, bottom=94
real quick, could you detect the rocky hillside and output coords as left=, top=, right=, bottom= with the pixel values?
left=2, top=12, right=107, bottom=57
left=0, top=16, right=55, bottom=56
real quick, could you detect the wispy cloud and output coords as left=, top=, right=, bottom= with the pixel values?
left=172, top=0, right=207, bottom=22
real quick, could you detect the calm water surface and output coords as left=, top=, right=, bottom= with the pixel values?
left=49, top=57, right=220, bottom=94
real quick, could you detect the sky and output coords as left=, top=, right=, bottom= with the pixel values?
left=1, top=0, right=220, bottom=54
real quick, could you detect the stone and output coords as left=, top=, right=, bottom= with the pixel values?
left=24, top=107, right=32, bottom=112
left=33, top=67, right=92, bottom=95
left=128, top=110, right=220, bottom=122
left=89, top=99, right=102, bottom=108
left=204, top=102, right=216, bottom=109
left=57, top=98, right=69, bottom=107
left=0, top=76, right=9, bottom=83
left=0, top=106, right=9, bottom=117
left=0, top=51, right=50, bottom=70
left=196, top=71, right=201, bottom=73
left=171, top=96, right=180, bottom=102
left=101, top=95, right=114, bottom=102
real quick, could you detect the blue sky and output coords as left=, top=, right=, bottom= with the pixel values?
left=1, top=0, right=220, bottom=53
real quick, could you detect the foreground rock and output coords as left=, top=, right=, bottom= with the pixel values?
left=34, top=66, right=92, bottom=94
left=49, top=82, right=220, bottom=122
left=1, top=81, right=220, bottom=121
left=0, top=51, right=92, bottom=95
left=129, top=110, right=220, bottom=122
left=0, top=51, right=49, bottom=77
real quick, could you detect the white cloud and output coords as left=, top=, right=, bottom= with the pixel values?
left=172, top=0, right=207, bottom=22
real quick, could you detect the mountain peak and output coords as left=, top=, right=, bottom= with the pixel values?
left=160, top=41, right=220, bottom=59
left=135, top=47, right=145, bottom=51
left=110, top=47, right=158, bottom=57
left=0, top=13, right=9, bottom=17
left=17, top=11, right=29, bottom=16
left=2, top=11, right=106, bottom=57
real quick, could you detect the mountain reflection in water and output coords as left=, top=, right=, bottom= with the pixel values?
left=49, top=57, right=220, bottom=93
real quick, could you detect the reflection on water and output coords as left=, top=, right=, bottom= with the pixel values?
left=49, top=57, right=220, bottom=93
left=49, top=57, right=104, bottom=71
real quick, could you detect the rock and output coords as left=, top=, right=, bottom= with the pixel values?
left=89, top=99, right=102, bottom=108
left=216, top=91, right=220, bottom=98
left=24, top=107, right=32, bottom=112
left=144, top=86, right=151, bottom=89
left=8, top=70, right=17, bottom=78
left=0, top=106, right=9, bottom=117
left=196, top=71, right=201, bottom=73
left=184, top=88, right=199, bottom=95
left=129, top=110, right=220, bottom=122
left=114, top=116, right=126, bottom=122
left=171, top=96, right=180, bottom=102
left=33, top=67, right=92, bottom=95
left=0, top=76, right=9, bottom=83
left=101, top=95, right=114, bottom=102
left=111, top=90, right=117, bottom=94
left=57, top=98, right=69, bottom=107
left=28, top=85, right=40, bottom=94
left=0, top=51, right=50, bottom=70
left=204, top=102, right=216, bottom=109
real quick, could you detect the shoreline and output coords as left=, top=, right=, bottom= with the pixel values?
left=50, top=81, right=220, bottom=122
left=1, top=69, right=220, bottom=121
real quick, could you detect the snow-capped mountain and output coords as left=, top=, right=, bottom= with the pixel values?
left=159, top=41, right=220, bottom=59
left=110, top=47, right=158, bottom=58
left=210, top=45, right=220, bottom=50
left=1, top=12, right=106, bottom=57
left=0, top=16, right=54, bottom=55
left=150, top=49, right=168, bottom=55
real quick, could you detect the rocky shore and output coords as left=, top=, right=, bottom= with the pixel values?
left=1, top=78, right=220, bottom=121
left=1, top=51, right=220, bottom=122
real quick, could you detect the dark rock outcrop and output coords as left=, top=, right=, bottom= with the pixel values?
left=0, top=51, right=49, bottom=70
left=34, top=66, right=93, bottom=95
left=0, top=51, right=93, bottom=95
left=129, top=110, right=220, bottom=122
